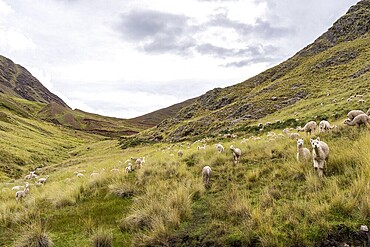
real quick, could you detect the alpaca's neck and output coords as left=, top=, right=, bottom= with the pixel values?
left=346, top=120, right=355, bottom=126
left=314, top=146, right=322, bottom=158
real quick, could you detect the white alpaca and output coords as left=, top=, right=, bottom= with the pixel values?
left=297, top=121, right=317, bottom=135
left=90, top=172, right=100, bottom=177
left=283, top=128, right=300, bottom=139
left=38, top=175, right=49, bottom=184
left=230, top=145, right=241, bottom=164
left=12, top=185, right=24, bottom=191
left=110, top=168, right=120, bottom=173
left=15, top=182, right=29, bottom=200
left=310, top=137, right=329, bottom=177
left=76, top=173, right=84, bottom=178
left=319, top=120, right=337, bottom=133
left=347, top=110, right=365, bottom=120
left=135, top=157, right=145, bottom=169
left=125, top=164, right=133, bottom=173
left=24, top=171, right=38, bottom=180
left=202, top=166, right=212, bottom=185
left=197, top=144, right=206, bottom=150
left=296, top=139, right=311, bottom=162
left=215, top=143, right=224, bottom=153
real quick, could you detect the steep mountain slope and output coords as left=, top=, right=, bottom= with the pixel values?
left=127, top=0, right=370, bottom=143
left=0, top=55, right=68, bottom=107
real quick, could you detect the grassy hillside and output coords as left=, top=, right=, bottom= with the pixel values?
left=0, top=94, right=101, bottom=181
left=1, top=120, right=370, bottom=246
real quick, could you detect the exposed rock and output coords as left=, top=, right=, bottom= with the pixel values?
left=315, top=50, right=359, bottom=69
left=350, top=65, right=370, bottom=78
left=298, top=0, right=370, bottom=57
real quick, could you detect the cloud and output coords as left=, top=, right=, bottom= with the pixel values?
left=0, top=26, right=37, bottom=52
left=196, top=43, right=276, bottom=59
left=0, top=0, right=13, bottom=15
left=206, top=12, right=294, bottom=38
left=115, top=7, right=294, bottom=62
left=116, top=9, right=197, bottom=54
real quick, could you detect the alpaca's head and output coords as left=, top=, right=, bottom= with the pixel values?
left=343, top=119, right=351, bottom=124
left=296, top=138, right=304, bottom=148
left=310, top=138, right=320, bottom=149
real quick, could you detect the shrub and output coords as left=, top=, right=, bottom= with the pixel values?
left=91, top=229, right=113, bottom=247
left=15, top=219, right=53, bottom=247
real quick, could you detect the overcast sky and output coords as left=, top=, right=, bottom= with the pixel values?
left=0, top=0, right=359, bottom=118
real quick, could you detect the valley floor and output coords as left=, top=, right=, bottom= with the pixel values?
left=1, top=123, right=370, bottom=246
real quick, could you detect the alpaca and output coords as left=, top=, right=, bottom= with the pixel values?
left=283, top=128, right=300, bottom=139
left=347, top=110, right=365, bottom=120
left=38, top=175, right=49, bottom=184
left=310, top=137, right=329, bottom=177
left=177, top=150, right=184, bottom=157
left=197, top=144, right=206, bottom=150
left=15, top=182, right=29, bottom=200
left=296, top=139, right=311, bottom=162
left=125, top=163, right=133, bottom=173
left=297, top=121, right=317, bottom=135
left=76, top=173, right=84, bottom=178
left=319, top=120, right=337, bottom=133
left=215, top=143, right=225, bottom=153
left=344, top=113, right=370, bottom=127
left=202, top=166, right=212, bottom=186
left=135, top=157, right=145, bottom=169
left=358, top=99, right=365, bottom=104
left=230, top=145, right=241, bottom=164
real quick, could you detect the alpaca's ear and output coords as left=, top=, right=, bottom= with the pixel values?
left=316, top=137, right=320, bottom=141
left=310, top=138, right=313, bottom=143
left=296, top=138, right=298, bottom=141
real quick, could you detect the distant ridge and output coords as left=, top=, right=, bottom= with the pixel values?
left=0, top=55, right=69, bottom=108
left=128, top=98, right=197, bottom=128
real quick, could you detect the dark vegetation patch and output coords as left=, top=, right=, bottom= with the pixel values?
left=318, top=224, right=370, bottom=247
left=315, top=49, right=359, bottom=69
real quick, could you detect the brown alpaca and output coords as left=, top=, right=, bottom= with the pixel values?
left=347, top=110, right=365, bottom=120
left=344, top=114, right=370, bottom=127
